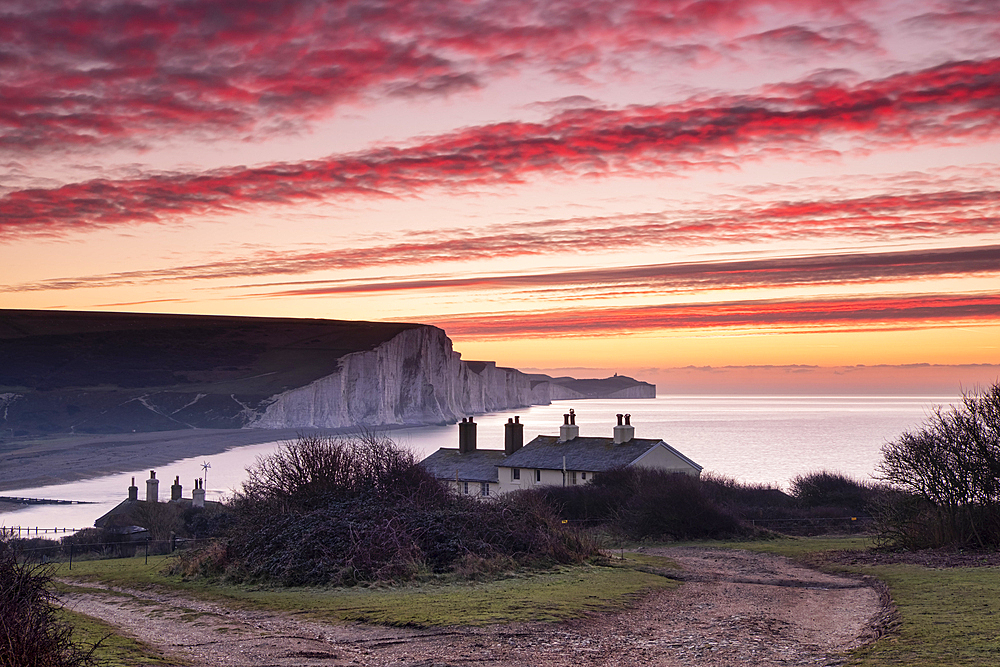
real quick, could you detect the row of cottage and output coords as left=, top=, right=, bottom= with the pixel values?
left=419, top=409, right=702, bottom=497
left=96, top=409, right=702, bottom=531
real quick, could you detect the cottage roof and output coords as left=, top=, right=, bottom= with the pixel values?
left=94, top=498, right=140, bottom=528
left=419, top=448, right=505, bottom=483
left=499, top=435, right=702, bottom=473
left=93, top=497, right=220, bottom=528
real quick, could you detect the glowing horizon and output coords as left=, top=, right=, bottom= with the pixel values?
left=2, top=0, right=998, bottom=392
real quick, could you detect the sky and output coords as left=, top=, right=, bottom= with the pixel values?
left=2, top=0, right=999, bottom=394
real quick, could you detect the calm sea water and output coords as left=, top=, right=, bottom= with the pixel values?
left=2, top=395, right=955, bottom=532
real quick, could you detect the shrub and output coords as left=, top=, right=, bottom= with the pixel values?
left=0, top=535, right=100, bottom=667
left=180, top=434, right=598, bottom=585
left=875, top=382, right=1000, bottom=548
left=619, top=470, right=743, bottom=540
left=789, top=471, right=881, bottom=514
left=529, top=467, right=749, bottom=541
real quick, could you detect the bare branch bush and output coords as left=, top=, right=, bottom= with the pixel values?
left=0, top=535, right=102, bottom=667
left=175, top=433, right=597, bottom=586
left=875, top=382, right=1000, bottom=548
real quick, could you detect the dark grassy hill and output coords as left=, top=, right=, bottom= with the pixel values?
left=0, top=310, right=420, bottom=435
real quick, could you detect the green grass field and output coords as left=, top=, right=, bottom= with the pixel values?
left=55, top=551, right=678, bottom=628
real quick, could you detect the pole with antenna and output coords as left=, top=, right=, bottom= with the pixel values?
left=201, top=461, right=211, bottom=495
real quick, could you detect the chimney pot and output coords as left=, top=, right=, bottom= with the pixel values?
left=192, top=479, right=206, bottom=508
left=505, top=415, right=524, bottom=455
left=458, top=417, right=478, bottom=453
left=559, top=410, right=580, bottom=441
left=146, top=471, right=160, bottom=503
left=613, top=413, right=635, bottom=444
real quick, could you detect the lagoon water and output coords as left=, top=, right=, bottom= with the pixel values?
left=3, top=395, right=956, bottom=532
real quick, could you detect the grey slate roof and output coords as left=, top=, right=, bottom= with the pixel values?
left=419, top=448, right=505, bottom=483
left=499, top=436, right=702, bottom=473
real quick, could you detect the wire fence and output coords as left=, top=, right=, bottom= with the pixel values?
left=748, top=515, right=874, bottom=528
left=3, top=532, right=217, bottom=568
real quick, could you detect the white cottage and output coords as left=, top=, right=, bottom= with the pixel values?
left=420, top=410, right=702, bottom=496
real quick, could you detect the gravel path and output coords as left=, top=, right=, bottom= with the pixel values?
left=61, top=547, right=883, bottom=667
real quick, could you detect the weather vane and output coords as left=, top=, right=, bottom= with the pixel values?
left=201, top=461, right=211, bottom=490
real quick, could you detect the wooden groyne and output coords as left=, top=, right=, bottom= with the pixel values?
left=0, top=496, right=95, bottom=506
left=2, top=526, right=82, bottom=535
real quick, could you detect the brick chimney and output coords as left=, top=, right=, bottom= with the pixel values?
left=128, top=477, right=138, bottom=501
left=505, top=416, right=524, bottom=455
left=613, top=413, right=635, bottom=444
left=145, top=470, right=159, bottom=503
left=559, top=409, right=579, bottom=442
left=458, top=416, right=477, bottom=453
left=171, top=476, right=183, bottom=501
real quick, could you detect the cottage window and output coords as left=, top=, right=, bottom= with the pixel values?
left=570, top=471, right=577, bottom=485
left=512, top=468, right=520, bottom=481
left=480, top=482, right=490, bottom=496
left=581, top=472, right=587, bottom=481
left=534, top=469, right=541, bottom=482
left=462, top=481, right=469, bottom=494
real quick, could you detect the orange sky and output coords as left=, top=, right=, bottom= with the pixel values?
left=1, top=0, right=999, bottom=392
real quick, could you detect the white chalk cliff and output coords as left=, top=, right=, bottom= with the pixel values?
left=250, top=326, right=551, bottom=429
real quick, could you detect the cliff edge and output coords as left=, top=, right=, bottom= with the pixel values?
left=0, top=309, right=653, bottom=435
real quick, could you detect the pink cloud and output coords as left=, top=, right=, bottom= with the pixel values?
left=3, top=55, right=1000, bottom=234
left=0, top=0, right=881, bottom=154
left=733, top=22, right=881, bottom=57
left=4, top=185, right=998, bottom=293
left=239, top=245, right=1000, bottom=299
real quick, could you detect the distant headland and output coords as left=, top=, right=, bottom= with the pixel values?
left=0, top=309, right=654, bottom=437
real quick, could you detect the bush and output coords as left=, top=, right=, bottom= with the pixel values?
left=531, top=468, right=882, bottom=539
left=179, top=434, right=598, bottom=585
left=0, top=535, right=99, bottom=667
left=875, top=382, right=1000, bottom=548
left=529, top=468, right=750, bottom=541
left=789, top=471, right=881, bottom=514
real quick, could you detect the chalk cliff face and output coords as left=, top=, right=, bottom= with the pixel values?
left=251, top=326, right=550, bottom=429
left=0, top=309, right=655, bottom=435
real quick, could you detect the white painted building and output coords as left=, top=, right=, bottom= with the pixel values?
left=419, top=410, right=702, bottom=497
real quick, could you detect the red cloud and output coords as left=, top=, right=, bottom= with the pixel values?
left=427, top=292, right=1000, bottom=339
left=3, top=186, right=998, bottom=292
left=3, top=55, right=1000, bottom=233
left=1, top=0, right=878, bottom=154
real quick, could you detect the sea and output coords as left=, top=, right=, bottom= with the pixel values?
left=2, top=394, right=957, bottom=533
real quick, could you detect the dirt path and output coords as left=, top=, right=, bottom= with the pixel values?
left=61, top=547, right=884, bottom=667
